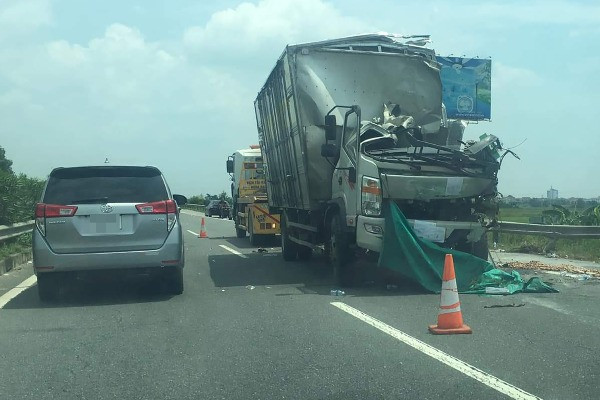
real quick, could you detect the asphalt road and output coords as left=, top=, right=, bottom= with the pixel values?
left=1, top=210, right=599, bottom=400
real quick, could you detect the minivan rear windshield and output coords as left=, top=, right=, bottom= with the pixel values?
left=43, top=166, right=169, bottom=204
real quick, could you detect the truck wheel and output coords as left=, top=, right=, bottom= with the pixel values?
left=472, top=236, right=489, bottom=261
left=37, top=273, right=61, bottom=302
left=456, top=236, right=489, bottom=261
left=297, top=245, right=312, bottom=261
left=328, top=214, right=354, bottom=287
left=236, top=226, right=246, bottom=238
left=281, top=213, right=297, bottom=261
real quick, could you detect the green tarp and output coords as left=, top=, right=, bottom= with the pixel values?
left=377, top=202, right=558, bottom=294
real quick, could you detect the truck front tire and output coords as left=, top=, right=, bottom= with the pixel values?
left=328, top=214, right=354, bottom=287
left=297, top=245, right=312, bottom=261
left=456, top=236, right=489, bottom=261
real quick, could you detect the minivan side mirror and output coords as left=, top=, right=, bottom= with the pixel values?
left=226, top=159, right=234, bottom=173
left=324, top=114, right=337, bottom=141
left=173, top=194, right=188, bottom=206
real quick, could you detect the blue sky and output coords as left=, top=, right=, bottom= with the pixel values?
left=1, top=0, right=599, bottom=198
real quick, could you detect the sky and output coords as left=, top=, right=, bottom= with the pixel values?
left=1, top=0, right=599, bottom=199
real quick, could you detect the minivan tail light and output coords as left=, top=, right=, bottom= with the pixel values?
left=135, top=200, right=177, bottom=214
left=136, top=200, right=177, bottom=231
left=44, top=204, right=78, bottom=217
left=35, top=203, right=78, bottom=236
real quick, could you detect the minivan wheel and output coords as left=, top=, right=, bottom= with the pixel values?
left=164, top=267, right=184, bottom=295
left=37, top=273, right=60, bottom=302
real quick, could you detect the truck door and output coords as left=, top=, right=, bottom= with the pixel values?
left=332, top=109, right=360, bottom=227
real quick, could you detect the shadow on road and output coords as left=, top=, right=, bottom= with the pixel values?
left=208, top=250, right=428, bottom=297
left=3, top=275, right=174, bottom=310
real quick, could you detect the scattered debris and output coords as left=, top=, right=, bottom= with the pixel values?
left=257, top=248, right=268, bottom=253
left=484, top=303, right=525, bottom=309
left=506, top=261, right=600, bottom=279
left=330, top=289, right=345, bottom=296
left=246, top=285, right=256, bottom=290
left=578, top=274, right=591, bottom=281
left=546, top=253, right=558, bottom=258
left=221, top=289, right=225, bottom=292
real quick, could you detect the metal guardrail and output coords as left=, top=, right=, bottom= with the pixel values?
left=182, top=203, right=206, bottom=212
left=0, top=221, right=35, bottom=244
left=492, top=221, right=600, bottom=239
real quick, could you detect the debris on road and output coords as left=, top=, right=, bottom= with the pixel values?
left=484, top=303, right=525, bottom=309
left=386, top=284, right=398, bottom=290
left=330, top=289, right=345, bottom=296
left=246, top=285, right=256, bottom=290
left=507, top=261, right=600, bottom=279
left=257, top=248, right=268, bottom=253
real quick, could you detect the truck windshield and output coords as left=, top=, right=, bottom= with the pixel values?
left=243, top=162, right=265, bottom=180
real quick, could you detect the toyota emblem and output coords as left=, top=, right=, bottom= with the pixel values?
left=100, top=204, right=113, bottom=213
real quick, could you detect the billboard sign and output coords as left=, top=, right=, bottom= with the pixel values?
left=437, top=56, right=491, bottom=120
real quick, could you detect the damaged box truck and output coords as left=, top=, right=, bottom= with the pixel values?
left=254, top=34, right=509, bottom=285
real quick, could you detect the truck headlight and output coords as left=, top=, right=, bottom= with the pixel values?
left=362, top=176, right=382, bottom=216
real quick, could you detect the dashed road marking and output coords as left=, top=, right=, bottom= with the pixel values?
left=331, top=302, right=541, bottom=400
left=219, top=244, right=248, bottom=259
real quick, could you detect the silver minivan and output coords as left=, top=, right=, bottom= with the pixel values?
left=32, top=165, right=187, bottom=301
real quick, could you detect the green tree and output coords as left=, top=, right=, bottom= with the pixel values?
left=0, top=146, right=13, bottom=174
left=187, top=195, right=204, bottom=205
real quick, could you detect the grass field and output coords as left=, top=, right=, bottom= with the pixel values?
left=498, top=207, right=549, bottom=223
left=493, top=207, right=600, bottom=262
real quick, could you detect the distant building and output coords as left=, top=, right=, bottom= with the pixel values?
left=547, top=187, right=558, bottom=199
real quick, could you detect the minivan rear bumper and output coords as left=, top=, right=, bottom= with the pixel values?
left=32, top=224, right=184, bottom=274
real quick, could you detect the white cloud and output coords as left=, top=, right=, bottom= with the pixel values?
left=493, top=62, right=542, bottom=89
left=0, top=0, right=52, bottom=39
left=184, top=0, right=368, bottom=52
left=473, top=0, right=600, bottom=25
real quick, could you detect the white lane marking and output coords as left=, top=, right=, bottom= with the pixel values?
left=331, top=302, right=541, bottom=400
left=218, top=244, right=248, bottom=259
left=0, top=275, right=37, bottom=310
left=186, top=230, right=199, bottom=236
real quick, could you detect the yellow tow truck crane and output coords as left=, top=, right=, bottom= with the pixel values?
left=226, top=146, right=280, bottom=245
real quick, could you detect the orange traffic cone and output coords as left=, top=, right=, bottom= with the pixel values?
left=198, top=217, right=208, bottom=238
left=428, top=254, right=472, bottom=335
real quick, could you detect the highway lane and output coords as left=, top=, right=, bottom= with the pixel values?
left=0, top=210, right=598, bottom=399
